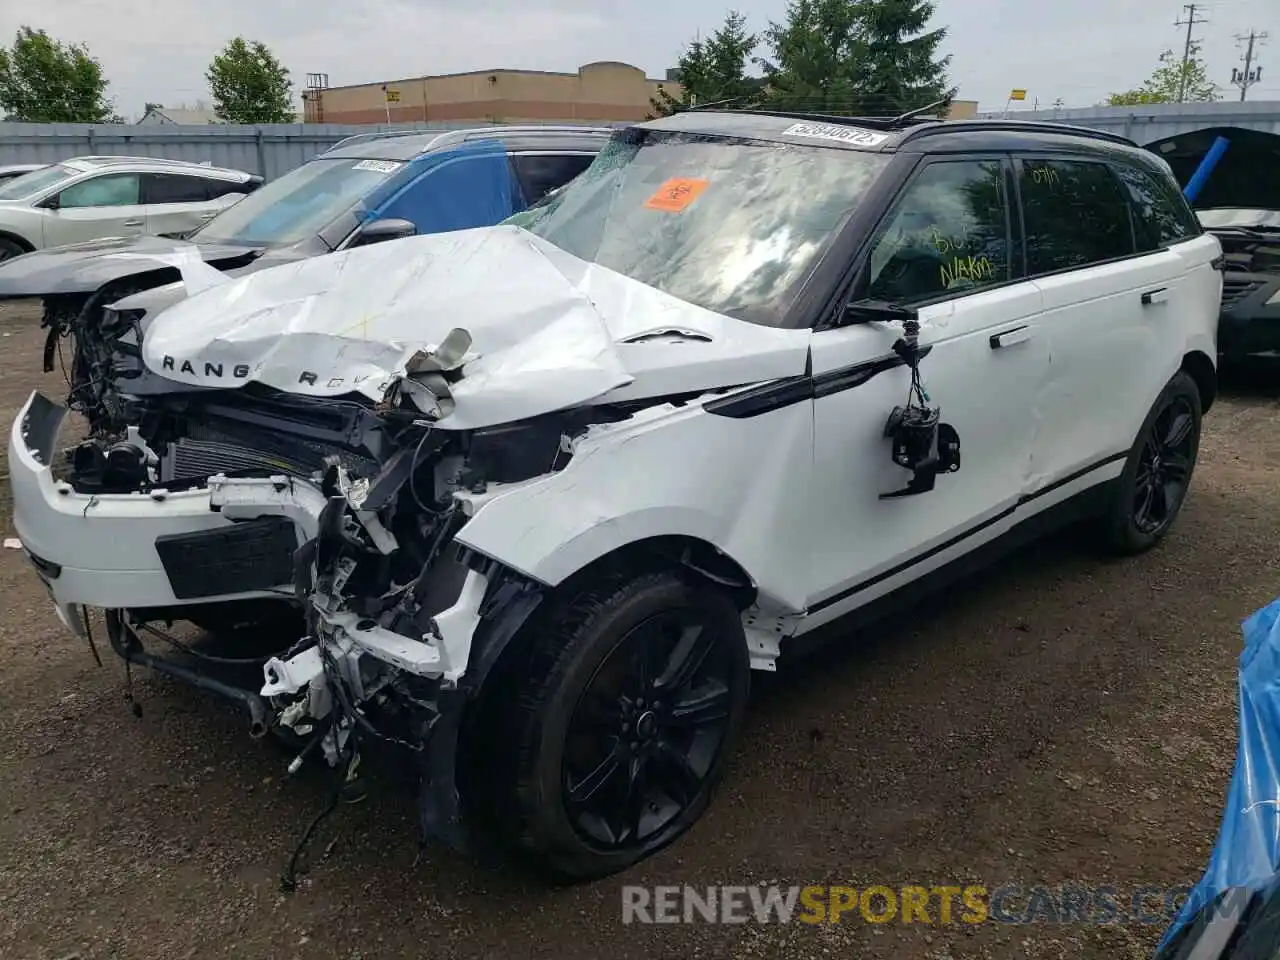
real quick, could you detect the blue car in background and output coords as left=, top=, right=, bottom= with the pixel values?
left=0, top=125, right=611, bottom=430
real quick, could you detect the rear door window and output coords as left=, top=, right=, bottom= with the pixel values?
left=1019, top=159, right=1135, bottom=274
left=512, top=153, right=596, bottom=205
left=1111, top=163, right=1199, bottom=251
left=142, top=173, right=212, bottom=204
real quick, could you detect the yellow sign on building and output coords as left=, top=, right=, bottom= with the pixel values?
left=384, top=88, right=401, bottom=103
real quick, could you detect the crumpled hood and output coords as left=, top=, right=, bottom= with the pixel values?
left=141, top=224, right=812, bottom=429
left=0, top=234, right=264, bottom=298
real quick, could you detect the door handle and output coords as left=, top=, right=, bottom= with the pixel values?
left=989, top=325, right=1032, bottom=349
left=1141, top=287, right=1168, bottom=306
left=122, top=219, right=143, bottom=227
left=198, top=213, right=216, bottom=221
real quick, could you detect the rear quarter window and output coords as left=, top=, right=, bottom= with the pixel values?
left=1111, top=162, right=1200, bottom=251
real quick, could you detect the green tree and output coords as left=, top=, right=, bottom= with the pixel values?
left=650, top=11, right=762, bottom=116
left=0, top=26, right=114, bottom=122
left=758, top=0, right=951, bottom=116
left=854, top=0, right=952, bottom=115
left=206, top=37, right=294, bottom=124
left=757, top=0, right=863, bottom=113
left=1107, top=44, right=1219, bottom=105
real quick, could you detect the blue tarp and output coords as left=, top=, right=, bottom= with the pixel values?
left=1160, top=595, right=1280, bottom=950
left=359, top=138, right=523, bottom=234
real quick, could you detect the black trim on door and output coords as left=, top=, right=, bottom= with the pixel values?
left=705, top=344, right=934, bottom=419
left=989, top=324, right=1029, bottom=349
left=806, top=450, right=1130, bottom=614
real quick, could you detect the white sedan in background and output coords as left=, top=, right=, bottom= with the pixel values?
left=0, top=156, right=262, bottom=260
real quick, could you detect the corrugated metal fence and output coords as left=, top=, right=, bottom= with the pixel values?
left=975, top=100, right=1280, bottom=144
left=0, top=119, right=613, bottom=181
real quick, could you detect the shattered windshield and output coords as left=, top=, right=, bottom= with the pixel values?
left=514, top=130, right=889, bottom=326
left=193, top=157, right=404, bottom=246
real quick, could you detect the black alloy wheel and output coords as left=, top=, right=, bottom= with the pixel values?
left=1132, top=393, right=1197, bottom=536
left=1102, top=370, right=1202, bottom=555
left=473, top=570, right=750, bottom=882
left=562, top=605, right=736, bottom=849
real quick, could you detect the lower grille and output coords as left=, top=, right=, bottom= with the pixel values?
left=154, top=518, right=298, bottom=599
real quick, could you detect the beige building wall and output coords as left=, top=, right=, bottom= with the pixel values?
left=305, top=62, right=679, bottom=124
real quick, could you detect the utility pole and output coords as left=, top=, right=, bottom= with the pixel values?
left=1174, top=3, right=1209, bottom=102
left=1231, top=31, right=1268, bottom=101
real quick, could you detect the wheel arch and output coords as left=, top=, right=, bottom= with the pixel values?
left=0, top=229, right=35, bottom=254
left=551, top=534, right=759, bottom=612
left=1180, top=350, right=1217, bottom=413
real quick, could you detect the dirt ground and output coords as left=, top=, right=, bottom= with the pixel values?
left=0, top=296, right=1276, bottom=960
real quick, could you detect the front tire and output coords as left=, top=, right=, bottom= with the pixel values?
left=0, top=236, right=27, bottom=262
left=1101, top=370, right=1202, bottom=555
left=481, top=570, right=750, bottom=882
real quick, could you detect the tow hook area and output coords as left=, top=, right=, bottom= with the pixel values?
left=103, top=609, right=271, bottom=738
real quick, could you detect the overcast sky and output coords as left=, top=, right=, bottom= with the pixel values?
left=2, top=0, right=1277, bottom=120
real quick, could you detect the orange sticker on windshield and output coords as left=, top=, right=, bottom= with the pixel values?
left=644, top=177, right=710, bottom=212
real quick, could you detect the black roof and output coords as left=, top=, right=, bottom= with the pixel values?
left=320, top=125, right=615, bottom=162
left=638, top=110, right=1152, bottom=162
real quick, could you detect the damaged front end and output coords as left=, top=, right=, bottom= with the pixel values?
left=266, top=339, right=635, bottom=850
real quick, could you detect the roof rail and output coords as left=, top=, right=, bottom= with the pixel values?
left=899, top=119, right=1138, bottom=148
left=675, top=97, right=951, bottom=130
left=326, top=123, right=616, bottom=155
left=691, top=107, right=938, bottom=132
left=73, top=154, right=232, bottom=168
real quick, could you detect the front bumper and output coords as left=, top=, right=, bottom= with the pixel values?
left=1218, top=271, right=1280, bottom=361
left=9, top=390, right=327, bottom=615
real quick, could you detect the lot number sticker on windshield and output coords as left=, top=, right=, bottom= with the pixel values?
left=352, top=159, right=402, bottom=173
left=781, top=122, right=889, bottom=147
left=644, top=177, right=710, bottom=212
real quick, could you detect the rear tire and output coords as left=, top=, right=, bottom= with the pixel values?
left=1100, top=370, right=1202, bottom=555
left=474, top=570, right=750, bottom=882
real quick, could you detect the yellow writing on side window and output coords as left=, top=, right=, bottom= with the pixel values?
left=927, top=225, right=987, bottom=256
left=940, top=255, right=995, bottom=288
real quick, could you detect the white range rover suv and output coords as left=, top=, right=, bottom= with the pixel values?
left=10, top=111, right=1222, bottom=881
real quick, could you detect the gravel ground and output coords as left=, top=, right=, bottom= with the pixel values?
left=0, top=296, right=1276, bottom=960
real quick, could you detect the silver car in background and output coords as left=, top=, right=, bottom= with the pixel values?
left=0, top=163, right=47, bottom=185
left=0, top=156, right=262, bottom=261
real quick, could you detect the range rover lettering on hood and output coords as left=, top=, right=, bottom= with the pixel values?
left=141, top=224, right=812, bottom=429
left=155, top=356, right=389, bottom=393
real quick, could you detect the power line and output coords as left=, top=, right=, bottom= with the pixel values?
left=1231, top=29, right=1268, bottom=102
left=1174, top=3, right=1209, bottom=103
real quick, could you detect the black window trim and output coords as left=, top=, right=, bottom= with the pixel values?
left=1011, top=153, right=1162, bottom=283
left=818, top=151, right=1026, bottom=324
